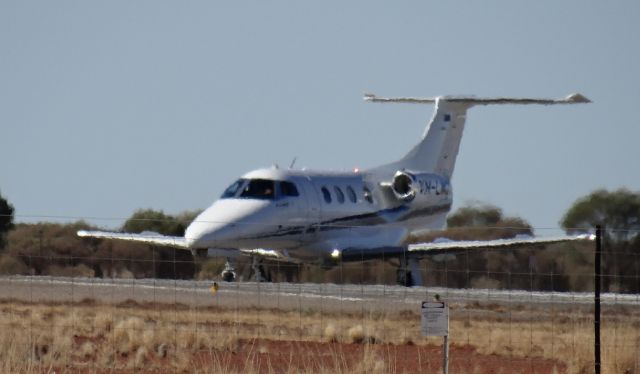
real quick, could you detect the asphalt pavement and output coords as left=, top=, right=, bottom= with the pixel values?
left=1, top=276, right=638, bottom=315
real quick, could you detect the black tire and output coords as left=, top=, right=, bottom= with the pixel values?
left=222, top=271, right=235, bottom=282
left=396, top=269, right=414, bottom=287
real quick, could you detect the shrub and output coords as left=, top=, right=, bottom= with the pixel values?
left=0, top=255, right=29, bottom=275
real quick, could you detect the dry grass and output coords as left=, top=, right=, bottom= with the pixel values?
left=443, top=302, right=640, bottom=374
left=0, top=299, right=637, bottom=373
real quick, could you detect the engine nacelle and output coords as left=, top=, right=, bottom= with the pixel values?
left=390, top=171, right=451, bottom=202
left=391, top=171, right=419, bottom=201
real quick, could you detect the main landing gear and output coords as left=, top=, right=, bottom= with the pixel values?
left=250, top=257, right=271, bottom=282
left=396, top=257, right=423, bottom=287
left=220, top=257, right=272, bottom=282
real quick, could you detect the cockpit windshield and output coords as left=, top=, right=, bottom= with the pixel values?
left=240, top=179, right=275, bottom=199
left=221, top=179, right=246, bottom=199
left=221, top=178, right=300, bottom=200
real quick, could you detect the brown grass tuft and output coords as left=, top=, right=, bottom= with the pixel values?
left=347, top=324, right=365, bottom=344
left=134, top=346, right=148, bottom=367
left=324, top=323, right=338, bottom=342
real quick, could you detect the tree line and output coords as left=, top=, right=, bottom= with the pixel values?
left=0, top=189, right=639, bottom=292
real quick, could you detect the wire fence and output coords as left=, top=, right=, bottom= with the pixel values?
left=0, top=222, right=638, bottom=373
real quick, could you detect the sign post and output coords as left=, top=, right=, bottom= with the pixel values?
left=421, top=301, right=449, bottom=374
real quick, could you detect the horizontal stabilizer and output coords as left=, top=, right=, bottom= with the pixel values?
left=77, top=230, right=188, bottom=249
left=364, top=93, right=591, bottom=106
left=408, top=234, right=595, bottom=255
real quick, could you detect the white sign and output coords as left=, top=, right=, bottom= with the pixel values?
left=421, top=301, right=449, bottom=336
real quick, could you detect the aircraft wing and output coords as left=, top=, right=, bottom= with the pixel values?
left=408, top=234, right=595, bottom=255
left=77, top=230, right=189, bottom=249
left=77, top=230, right=282, bottom=259
left=339, top=234, right=594, bottom=261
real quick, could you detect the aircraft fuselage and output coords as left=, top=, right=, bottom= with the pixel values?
left=185, top=167, right=452, bottom=261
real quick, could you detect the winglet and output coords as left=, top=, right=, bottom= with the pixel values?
left=565, top=93, right=591, bottom=103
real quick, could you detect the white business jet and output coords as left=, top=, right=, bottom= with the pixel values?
left=79, top=93, right=592, bottom=285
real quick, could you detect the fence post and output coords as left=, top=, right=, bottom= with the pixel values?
left=443, top=334, right=449, bottom=374
left=594, top=225, right=602, bottom=374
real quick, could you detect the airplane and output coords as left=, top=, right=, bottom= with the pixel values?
left=78, top=92, right=593, bottom=285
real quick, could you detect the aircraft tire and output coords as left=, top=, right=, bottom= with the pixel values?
left=396, top=269, right=414, bottom=287
left=222, top=271, right=236, bottom=282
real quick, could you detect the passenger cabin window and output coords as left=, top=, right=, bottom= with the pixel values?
left=321, top=186, right=332, bottom=203
left=221, top=178, right=246, bottom=199
left=240, top=179, right=275, bottom=200
left=280, top=181, right=299, bottom=197
left=363, top=187, right=373, bottom=204
left=334, top=186, right=345, bottom=204
left=346, top=186, right=357, bottom=203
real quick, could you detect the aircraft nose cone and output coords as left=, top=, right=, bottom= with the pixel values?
left=184, top=199, right=269, bottom=248
left=185, top=215, right=232, bottom=248
left=184, top=222, right=214, bottom=249
left=186, top=222, right=241, bottom=248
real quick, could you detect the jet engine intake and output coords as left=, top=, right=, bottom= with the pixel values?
left=391, top=171, right=418, bottom=201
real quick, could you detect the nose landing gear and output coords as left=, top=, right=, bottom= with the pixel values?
left=221, top=258, right=237, bottom=282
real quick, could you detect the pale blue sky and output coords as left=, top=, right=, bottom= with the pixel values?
left=1, top=1, right=638, bottom=233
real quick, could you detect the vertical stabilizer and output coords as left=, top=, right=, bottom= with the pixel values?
left=364, top=93, right=590, bottom=178
left=399, top=98, right=468, bottom=177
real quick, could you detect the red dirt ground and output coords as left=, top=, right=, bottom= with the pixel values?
left=190, top=339, right=567, bottom=374
left=55, top=338, right=566, bottom=373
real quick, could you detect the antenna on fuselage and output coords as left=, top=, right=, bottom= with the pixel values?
left=289, top=157, right=297, bottom=169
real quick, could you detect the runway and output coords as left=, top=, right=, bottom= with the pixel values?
left=1, top=275, right=638, bottom=313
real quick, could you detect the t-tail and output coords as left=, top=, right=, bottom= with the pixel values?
left=365, top=93, right=590, bottom=178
